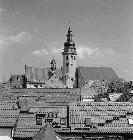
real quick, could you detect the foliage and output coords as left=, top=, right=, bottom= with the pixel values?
left=105, top=78, right=132, bottom=93
left=89, top=78, right=132, bottom=102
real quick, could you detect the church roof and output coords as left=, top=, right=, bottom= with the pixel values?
left=78, top=66, right=118, bottom=82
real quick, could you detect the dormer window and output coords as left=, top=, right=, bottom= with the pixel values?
left=85, top=118, right=91, bottom=126
left=60, top=118, right=67, bottom=125
left=128, top=118, right=133, bottom=125
left=36, top=117, right=42, bottom=125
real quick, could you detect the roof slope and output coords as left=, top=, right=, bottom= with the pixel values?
left=14, top=113, right=41, bottom=138
left=69, top=102, right=133, bottom=133
left=78, top=67, right=118, bottom=82
left=32, top=123, right=62, bottom=140
left=0, top=100, right=19, bottom=127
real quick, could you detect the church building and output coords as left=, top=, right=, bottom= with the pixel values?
left=62, top=25, right=118, bottom=88
left=8, top=24, right=118, bottom=89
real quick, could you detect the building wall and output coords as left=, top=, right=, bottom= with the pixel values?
left=62, top=54, right=76, bottom=88
left=25, top=65, right=49, bottom=82
left=69, top=102, right=133, bottom=133
left=9, top=75, right=26, bottom=89
left=0, top=128, right=13, bottom=140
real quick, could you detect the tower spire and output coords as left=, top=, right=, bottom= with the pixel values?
left=66, top=20, right=74, bottom=44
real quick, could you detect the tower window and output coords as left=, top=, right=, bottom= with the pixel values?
left=66, top=63, right=69, bottom=66
left=66, top=56, right=68, bottom=60
left=71, top=55, right=73, bottom=60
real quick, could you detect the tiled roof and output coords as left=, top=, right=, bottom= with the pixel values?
left=0, top=100, right=19, bottom=127
left=10, top=88, right=80, bottom=105
left=3, top=88, right=133, bottom=136
left=13, top=105, right=68, bottom=138
left=78, top=67, right=118, bottom=82
left=10, top=88, right=79, bottom=95
left=13, top=113, right=41, bottom=138
left=69, top=102, right=133, bottom=133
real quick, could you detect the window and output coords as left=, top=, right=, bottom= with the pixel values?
left=36, top=117, right=42, bottom=125
left=98, top=123, right=104, bottom=126
left=45, top=119, right=53, bottom=123
left=60, top=118, right=67, bottom=125
left=66, top=56, right=68, bottom=60
left=71, top=78, right=73, bottom=81
left=34, top=85, right=38, bottom=88
left=71, top=55, right=73, bottom=60
left=85, top=118, right=91, bottom=126
left=128, top=118, right=133, bottom=125
left=74, top=56, right=76, bottom=60
left=66, top=63, right=69, bottom=66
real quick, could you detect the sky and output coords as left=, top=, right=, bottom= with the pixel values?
left=0, top=0, right=133, bottom=81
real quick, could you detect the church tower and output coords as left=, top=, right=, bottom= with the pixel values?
left=62, top=24, right=77, bottom=88
left=50, top=58, right=56, bottom=71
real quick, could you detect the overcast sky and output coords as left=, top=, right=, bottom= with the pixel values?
left=0, top=0, right=133, bottom=81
